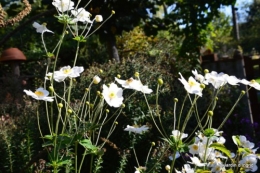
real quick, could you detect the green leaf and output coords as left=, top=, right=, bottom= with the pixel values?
left=209, top=143, right=231, bottom=158
left=232, top=135, right=241, bottom=146
left=73, top=36, right=86, bottom=42
left=79, top=139, right=98, bottom=154
left=42, top=135, right=53, bottom=140
left=226, top=169, right=234, bottom=173
left=196, top=169, right=211, bottom=173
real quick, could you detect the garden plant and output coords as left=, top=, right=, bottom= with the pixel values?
left=1, top=0, right=260, bottom=173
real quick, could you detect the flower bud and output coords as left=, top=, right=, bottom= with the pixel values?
left=111, top=10, right=115, bottom=14
left=121, top=104, right=125, bottom=108
left=58, top=103, right=63, bottom=108
left=93, top=75, right=101, bottom=84
left=99, top=69, right=103, bottom=73
left=85, top=88, right=89, bottom=92
left=95, top=15, right=103, bottom=22
left=49, top=86, right=54, bottom=92
left=67, top=109, right=73, bottom=114
left=151, top=142, right=155, bottom=146
left=174, top=98, right=178, bottom=102
left=215, top=97, right=218, bottom=101
left=165, top=165, right=171, bottom=171
left=241, top=90, right=245, bottom=95
left=134, top=72, right=139, bottom=77
left=86, top=101, right=90, bottom=105
left=114, top=121, right=118, bottom=125
left=117, top=74, right=121, bottom=79
left=106, top=109, right=109, bottom=113
left=97, top=91, right=101, bottom=95
left=208, top=111, right=213, bottom=117
left=158, top=78, right=163, bottom=86
left=200, top=84, right=205, bottom=89
left=204, top=69, right=209, bottom=74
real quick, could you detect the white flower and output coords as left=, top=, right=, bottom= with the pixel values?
left=188, top=156, right=206, bottom=167
left=71, top=8, right=92, bottom=23
left=192, top=69, right=208, bottom=84
left=52, top=0, right=74, bottom=12
left=239, top=154, right=258, bottom=172
left=45, top=72, right=53, bottom=80
left=102, top=83, right=123, bottom=107
left=93, top=75, right=101, bottom=84
left=53, top=66, right=84, bottom=82
left=178, top=73, right=203, bottom=96
left=183, top=164, right=195, bottom=173
left=205, top=71, right=226, bottom=89
left=124, top=125, right=149, bottom=134
left=115, top=77, right=141, bottom=89
left=188, top=143, right=200, bottom=155
left=224, top=75, right=240, bottom=85
left=95, top=15, right=103, bottom=22
left=240, top=79, right=260, bottom=90
left=171, top=130, right=188, bottom=140
left=24, top=87, right=54, bottom=102
left=115, top=77, right=153, bottom=94
left=32, top=22, right=54, bottom=34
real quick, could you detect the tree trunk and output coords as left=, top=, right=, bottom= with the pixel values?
left=106, top=34, right=120, bottom=63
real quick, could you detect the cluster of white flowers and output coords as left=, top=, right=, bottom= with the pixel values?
left=179, top=69, right=260, bottom=97
left=52, top=0, right=102, bottom=23
left=174, top=130, right=259, bottom=173
left=32, top=0, right=103, bottom=34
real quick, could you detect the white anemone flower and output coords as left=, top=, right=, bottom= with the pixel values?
left=205, top=71, right=226, bottom=89
left=52, top=0, right=74, bottom=12
left=178, top=73, right=203, bottom=96
left=188, top=143, right=200, bottom=155
left=192, top=69, right=208, bottom=84
left=32, top=22, right=54, bottom=34
left=102, top=83, right=123, bottom=107
left=71, top=8, right=92, bottom=23
left=24, top=87, right=54, bottom=102
left=53, top=66, right=84, bottom=82
left=240, top=79, right=260, bottom=90
left=188, top=156, right=207, bottom=167
left=171, top=130, right=188, bottom=141
left=115, top=77, right=153, bottom=94
left=239, top=154, right=258, bottom=172
left=124, top=125, right=149, bottom=134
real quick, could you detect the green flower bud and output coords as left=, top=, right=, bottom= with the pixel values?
left=117, top=74, right=121, bottom=78
left=121, top=104, right=125, bottom=108
left=58, top=103, right=63, bottom=108
left=114, top=121, right=118, bottom=125
left=106, top=109, right=109, bottom=113
left=49, top=86, right=54, bottom=92
left=215, top=97, right=218, bottom=101
left=97, top=91, right=101, bottom=95
left=204, top=69, right=209, bottom=74
left=134, top=72, right=139, bottom=77
left=200, top=84, right=205, bottom=89
left=86, top=101, right=90, bottom=105
left=99, top=69, right=103, bottom=73
left=158, top=78, right=163, bottom=86
left=241, top=90, right=245, bottom=95
left=174, top=98, right=178, bottom=102
left=208, top=111, right=213, bottom=117
left=67, top=109, right=73, bottom=114
left=151, top=142, right=155, bottom=146
left=111, top=10, right=115, bottom=14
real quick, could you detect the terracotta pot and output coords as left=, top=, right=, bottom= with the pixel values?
left=0, top=48, right=27, bottom=76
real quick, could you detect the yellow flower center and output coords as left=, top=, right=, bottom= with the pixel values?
left=192, top=145, right=199, bottom=151
left=189, top=80, right=196, bottom=87
left=126, top=78, right=133, bottom=84
left=109, top=92, right=116, bottom=99
left=63, top=69, right=71, bottom=74
left=35, top=91, right=44, bottom=97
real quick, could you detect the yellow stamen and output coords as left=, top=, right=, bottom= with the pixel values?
left=109, top=92, right=116, bottom=99
left=63, top=69, right=71, bottom=74
left=35, top=91, right=44, bottom=97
